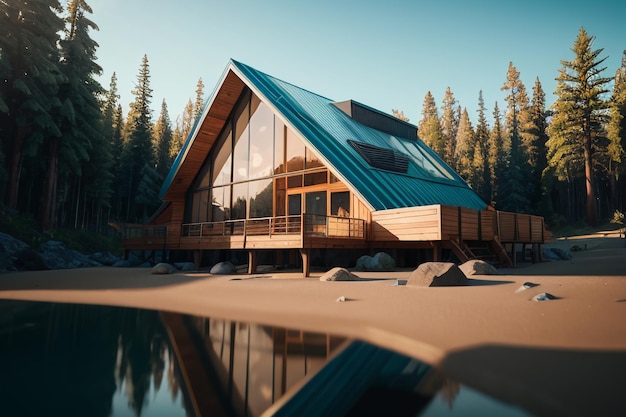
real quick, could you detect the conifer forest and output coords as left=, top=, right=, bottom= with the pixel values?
left=1, top=1, right=625, bottom=234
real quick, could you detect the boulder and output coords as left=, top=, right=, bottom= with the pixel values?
left=174, top=262, right=196, bottom=272
left=319, top=267, right=361, bottom=282
left=542, top=248, right=561, bottom=261
left=14, top=248, right=48, bottom=271
left=0, top=233, right=30, bottom=271
left=210, top=261, right=237, bottom=275
left=112, top=259, right=131, bottom=267
left=354, top=252, right=396, bottom=272
left=459, top=259, right=497, bottom=276
left=89, top=252, right=122, bottom=266
left=550, top=247, right=572, bottom=260
left=407, top=262, right=468, bottom=287
left=152, top=263, right=177, bottom=274
left=39, top=240, right=101, bottom=269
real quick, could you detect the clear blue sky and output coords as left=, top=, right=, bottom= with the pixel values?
left=89, top=0, right=626, bottom=127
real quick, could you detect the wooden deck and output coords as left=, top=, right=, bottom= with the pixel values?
left=122, top=204, right=549, bottom=271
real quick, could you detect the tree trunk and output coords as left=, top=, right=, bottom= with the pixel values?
left=583, top=135, right=597, bottom=226
left=40, top=137, right=60, bottom=231
left=6, top=125, right=26, bottom=209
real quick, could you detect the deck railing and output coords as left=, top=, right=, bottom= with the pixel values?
left=123, top=224, right=168, bottom=240
left=180, top=214, right=366, bottom=239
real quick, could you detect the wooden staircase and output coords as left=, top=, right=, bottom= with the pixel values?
left=448, top=235, right=513, bottom=267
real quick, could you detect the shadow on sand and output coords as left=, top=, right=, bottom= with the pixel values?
left=442, top=344, right=626, bottom=417
left=0, top=267, right=212, bottom=291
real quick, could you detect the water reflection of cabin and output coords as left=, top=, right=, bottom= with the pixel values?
left=122, top=60, right=548, bottom=275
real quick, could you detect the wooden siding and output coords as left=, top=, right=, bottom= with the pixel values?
left=371, top=206, right=441, bottom=241
left=481, top=210, right=495, bottom=240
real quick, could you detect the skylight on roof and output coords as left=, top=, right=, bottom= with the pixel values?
left=348, top=140, right=409, bottom=174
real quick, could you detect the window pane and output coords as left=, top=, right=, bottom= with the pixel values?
left=274, top=118, right=285, bottom=174
left=233, top=102, right=250, bottom=182
left=249, top=95, right=274, bottom=179
left=199, top=190, right=209, bottom=222
left=249, top=178, right=273, bottom=218
left=231, top=182, right=248, bottom=220
left=304, top=171, right=327, bottom=186
left=191, top=192, right=200, bottom=222
left=212, top=129, right=232, bottom=186
left=305, top=147, right=323, bottom=169
left=196, top=163, right=211, bottom=189
left=212, top=186, right=229, bottom=221
left=331, top=191, right=350, bottom=217
left=275, top=189, right=286, bottom=216
left=288, top=194, right=301, bottom=215
left=287, top=175, right=302, bottom=188
left=305, top=191, right=326, bottom=216
left=285, top=127, right=304, bottom=172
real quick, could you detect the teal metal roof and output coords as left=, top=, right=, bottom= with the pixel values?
left=162, top=60, right=487, bottom=211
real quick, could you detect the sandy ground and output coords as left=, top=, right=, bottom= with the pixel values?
left=1, top=233, right=625, bottom=416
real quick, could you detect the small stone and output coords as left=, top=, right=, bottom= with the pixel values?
left=336, top=296, right=346, bottom=302
left=515, top=281, right=539, bottom=293
left=532, top=292, right=558, bottom=301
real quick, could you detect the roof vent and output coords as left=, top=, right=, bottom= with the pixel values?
left=333, top=100, right=418, bottom=140
left=349, top=140, right=409, bottom=174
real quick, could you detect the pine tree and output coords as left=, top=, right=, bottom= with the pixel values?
left=608, top=51, right=626, bottom=211
left=154, top=99, right=174, bottom=181
left=179, top=98, right=194, bottom=143
left=110, top=103, right=126, bottom=219
left=523, top=78, right=549, bottom=214
left=102, top=72, right=120, bottom=154
left=546, top=28, right=613, bottom=225
left=473, top=91, right=490, bottom=202
left=488, top=102, right=506, bottom=206
left=418, top=91, right=445, bottom=157
left=193, top=77, right=205, bottom=120
left=0, top=0, right=64, bottom=211
left=122, top=54, right=155, bottom=221
left=392, top=109, right=409, bottom=122
left=454, top=108, right=475, bottom=184
left=40, top=0, right=105, bottom=230
left=170, top=123, right=184, bottom=160
left=500, top=62, right=531, bottom=213
left=440, top=87, right=459, bottom=168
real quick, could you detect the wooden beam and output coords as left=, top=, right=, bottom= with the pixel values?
left=300, top=249, right=311, bottom=278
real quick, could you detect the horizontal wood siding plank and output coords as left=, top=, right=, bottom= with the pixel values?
left=371, top=205, right=442, bottom=241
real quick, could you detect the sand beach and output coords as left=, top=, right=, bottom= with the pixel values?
left=1, top=233, right=625, bottom=416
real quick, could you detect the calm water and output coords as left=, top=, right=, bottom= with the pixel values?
left=0, top=301, right=533, bottom=417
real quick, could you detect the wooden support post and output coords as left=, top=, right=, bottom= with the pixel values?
left=511, top=243, right=517, bottom=267
left=431, top=241, right=441, bottom=262
left=248, top=250, right=258, bottom=274
left=193, top=250, right=202, bottom=270
left=300, top=249, right=311, bottom=278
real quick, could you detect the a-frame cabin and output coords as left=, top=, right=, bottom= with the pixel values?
left=123, top=60, right=548, bottom=275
